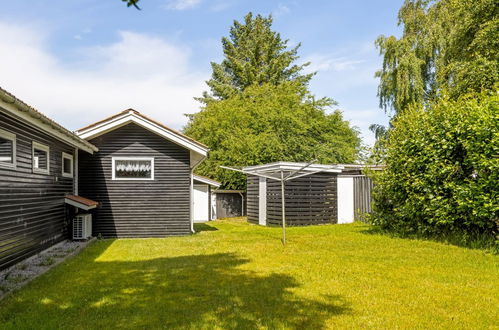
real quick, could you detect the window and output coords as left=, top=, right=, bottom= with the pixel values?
left=32, top=141, right=50, bottom=174
left=112, top=157, right=154, bottom=180
left=62, top=152, right=73, bottom=178
left=0, top=128, right=16, bottom=169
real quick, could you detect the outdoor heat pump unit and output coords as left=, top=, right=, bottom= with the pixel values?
left=73, top=214, right=92, bottom=240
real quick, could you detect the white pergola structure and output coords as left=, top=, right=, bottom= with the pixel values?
left=221, top=162, right=344, bottom=244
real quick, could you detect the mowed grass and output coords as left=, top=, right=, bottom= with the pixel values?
left=0, top=218, right=498, bottom=329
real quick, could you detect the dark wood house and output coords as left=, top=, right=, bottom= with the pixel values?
left=0, top=87, right=97, bottom=270
left=75, top=109, right=208, bottom=238
left=0, top=88, right=212, bottom=269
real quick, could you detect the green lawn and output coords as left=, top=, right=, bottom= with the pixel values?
left=1, top=218, right=498, bottom=329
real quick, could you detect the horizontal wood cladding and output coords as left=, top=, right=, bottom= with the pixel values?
left=246, top=176, right=259, bottom=224
left=78, top=123, right=191, bottom=238
left=0, top=110, right=74, bottom=270
left=215, top=193, right=245, bottom=219
left=353, top=176, right=374, bottom=221
left=247, top=173, right=337, bottom=227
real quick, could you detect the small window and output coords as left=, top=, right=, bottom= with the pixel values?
left=0, top=128, right=16, bottom=169
left=112, top=157, right=154, bottom=180
left=62, top=152, right=73, bottom=178
left=32, top=141, right=50, bottom=174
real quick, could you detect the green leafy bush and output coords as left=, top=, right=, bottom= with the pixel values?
left=371, top=93, right=498, bottom=249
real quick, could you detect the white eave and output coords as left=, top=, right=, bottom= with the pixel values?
left=0, top=87, right=98, bottom=154
left=193, top=174, right=221, bottom=187
left=76, top=110, right=208, bottom=161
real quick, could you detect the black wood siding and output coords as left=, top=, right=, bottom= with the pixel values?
left=215, top=192, right=245, bottom=219
left=0, top=111, right=75, bottom=270
left=78, top=123, right=191, bottom=237
left=246, top=173, right=338, bottom=226
left=246, top=176, right=259, bottom=224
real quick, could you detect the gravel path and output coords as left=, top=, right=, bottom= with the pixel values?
left=0, top=239, right=94, bottom=301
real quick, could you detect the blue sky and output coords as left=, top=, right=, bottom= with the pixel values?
left=0, top=0, right=402, bottom=145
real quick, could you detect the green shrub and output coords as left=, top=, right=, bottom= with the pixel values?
left=371, top=93, right=498, bottom=249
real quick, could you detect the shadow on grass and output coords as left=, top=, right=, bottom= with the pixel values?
left=193, top=222, right=218, bottom=232
left=8, top=241, right=350, bottom=328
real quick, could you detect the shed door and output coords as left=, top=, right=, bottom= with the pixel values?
left=193, top=184, right=209, bottom=222
left=337, top=177, right=354, bottom=224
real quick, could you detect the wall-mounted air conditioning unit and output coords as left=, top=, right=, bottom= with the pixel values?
left=73, top=213, right=92, bottom=240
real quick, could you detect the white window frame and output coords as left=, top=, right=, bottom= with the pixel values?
left=0, top=128, right=16, bottom=169
left=32, top=141, right=50, bottom=175
left=112, top=156, right=154, bottom=181
left=62, top=152, right=74, bottom=178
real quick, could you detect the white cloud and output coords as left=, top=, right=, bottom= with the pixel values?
left=164, top=0, right=203, bottom=10
left=303, top=54, right=365, bottom=73
left=273, top=4, right=291, bottom=17
left=0, top=22, right=208, bottom=131
left=302, top=46, right=388, bottom=147
left=209, top=1, right=231, bottom=12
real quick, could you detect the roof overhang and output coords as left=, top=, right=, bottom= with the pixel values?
left=76, top=109, right=208, bottom=160
left=193, top=174, right=221, bottom=187
left=0, top=88, right=98, bottom=154
left=65, top=195, right=99, bottom=211
left=222, top=162, right=344, bottom=182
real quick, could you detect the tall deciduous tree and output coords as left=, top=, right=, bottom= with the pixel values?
left=198, top=12, right=314, bottom=103
left=186, top=82, right=361, bottom=189
left=375, top=0, right=498, bottom=114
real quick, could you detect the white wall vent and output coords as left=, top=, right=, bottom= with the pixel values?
left=73, top=214, right=92, bottom=239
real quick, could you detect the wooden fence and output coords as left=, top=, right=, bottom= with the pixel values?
left=215, top=191, right=246, bottom=219
left=353, top=176, right=374, bottom=221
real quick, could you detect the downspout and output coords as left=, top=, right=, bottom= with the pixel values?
left=190, top=153, right=206, bottom=233
left=238, top=192, right=245, bottom=217
left=74, top=147, right=78, bottom=195
left=190, top=171, right=194, bottom=232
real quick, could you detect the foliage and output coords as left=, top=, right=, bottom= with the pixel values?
left=121, top=0, right=140, bottom=10
left=185, top=82, right=361, bottom=189
left=198, top=12, right=314, bottom=103
left=375, top=0, right=499, bottom=114
left=1, top=219, right=498, bottom=328
left=367, top=124, right=388, bottom=164
left=371, top=93, right=499, bottom=244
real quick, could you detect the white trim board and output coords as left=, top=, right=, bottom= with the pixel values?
left=258, top=177, right=267, bottom=226
left=62, top=152, right=74, bottom=178
left=0, top=127, right=16, bottom=169
left=77, top=110, right=208, bottom=158
left=0, top=95, right=97, bottom=154
left=193, top=174, right=221, bottom=187
left=32, top=141, right=50, bottom=175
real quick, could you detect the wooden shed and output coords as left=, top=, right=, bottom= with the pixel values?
left=243, top=162, right=379, bottom=227
left=245, top=162, right=343, bottom=226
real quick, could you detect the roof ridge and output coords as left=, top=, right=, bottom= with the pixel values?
left=0, top=86, right=98, bottom=152
left=76, top=108, right=208, bottom=150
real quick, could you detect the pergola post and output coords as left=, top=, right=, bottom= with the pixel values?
left=281, top=170, right=286, bottom=245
